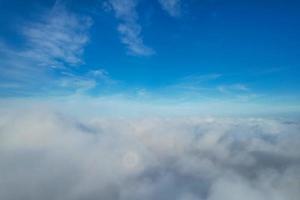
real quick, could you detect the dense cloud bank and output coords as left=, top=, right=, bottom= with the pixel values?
left=0, top=109, right=300, bottom=200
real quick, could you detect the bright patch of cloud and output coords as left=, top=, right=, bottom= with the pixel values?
left=104, top=0, right=155, bottom=56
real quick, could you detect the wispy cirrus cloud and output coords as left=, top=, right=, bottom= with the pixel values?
left=158, top=0, right=182, bottom=17
left=153, top=74, right=260, bottom=103
left=167, top=73, right=222, bottom=94
left=180, top=73, right=222, bottom=84
left=22, top=2, right=92, bottom=68
left=218, top=84, right=250, bottom=94
left=57, top=69, right=116, bottom=95
left=0, top=2, right=93, bottom=95
left=104, top=0, right=154, bottom=56
left=103, top=0, right=182, bottom=56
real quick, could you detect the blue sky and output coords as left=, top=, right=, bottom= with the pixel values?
left=0, top=0, right=299, bottom=114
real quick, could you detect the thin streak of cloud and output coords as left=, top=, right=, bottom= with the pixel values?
left=162, top=74, right=222, bottom=95
left=180, top=74, right=222, bottom=84
left=104, top=0, right=155, bottom=56
left=57, top=69, right=116, bottom=95
left=218, top=84, right=250, bottom=94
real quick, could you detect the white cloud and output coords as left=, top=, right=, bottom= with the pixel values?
left=0, top=100, right=300, bottom=200
left=104, top=0, right=182, bottom=55
left=57, top=69, right=116, bottom=94
left=105, top=0, right=154, bottom=56
left=22, top=3, right=92, bottom=68
left=0, top=3, right=93, bottom=95
left=158, top=0, right=181, bottom=17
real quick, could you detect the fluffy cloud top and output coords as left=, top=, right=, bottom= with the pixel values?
left=0, top=102, right=299, bottom=200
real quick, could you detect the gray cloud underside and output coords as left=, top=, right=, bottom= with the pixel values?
left=0, top=109, right=300, bottom=200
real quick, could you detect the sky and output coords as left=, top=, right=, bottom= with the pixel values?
left=0, top=0, right=299, bottom=116
left=1, top=1, right=300, bottom=200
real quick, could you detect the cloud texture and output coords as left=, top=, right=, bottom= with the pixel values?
left=0, top=103, right=300, bottom=200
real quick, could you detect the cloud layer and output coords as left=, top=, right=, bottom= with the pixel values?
left=0, top=104, right=299, bottom=200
